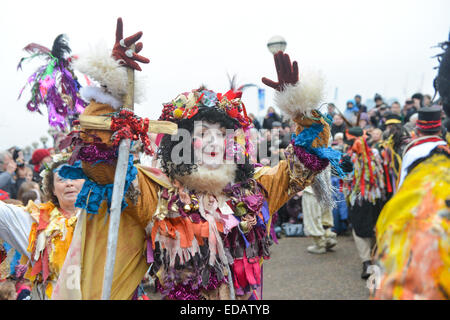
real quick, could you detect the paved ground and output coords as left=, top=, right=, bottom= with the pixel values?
left=262, top=234, right=370, bottom=300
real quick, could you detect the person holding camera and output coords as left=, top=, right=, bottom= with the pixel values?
left=0, top=151, right=17, bottom=198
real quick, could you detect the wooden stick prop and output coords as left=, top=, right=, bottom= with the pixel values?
left=79, top=115, right=177, bottom=134
left=335, top=107, right=354, bottom=128
left=101, top=69, right=134, bottom=300
left=101, top=18, right=151, bottom=300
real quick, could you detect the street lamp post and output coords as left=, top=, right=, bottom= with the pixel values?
left=264, top=36, right=288, bottom=120
left=267, top=35, right=287, bottom=55
left=40, top=136, right=48, bottom=149
left=48, top=127, right=58, bottom=149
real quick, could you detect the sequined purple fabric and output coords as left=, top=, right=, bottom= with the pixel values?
left=292, top=143, right=329, bottom=172
left=156, top=269, right=228, bottom=300
left=76, top=144, right=118, bottom=164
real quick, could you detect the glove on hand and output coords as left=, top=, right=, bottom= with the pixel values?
left=111, top=17, right=150, bottom=71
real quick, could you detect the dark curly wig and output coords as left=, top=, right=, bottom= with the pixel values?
left=433, top=34, right=450, bottom=129
left=158, top=106, right=254, bottom=183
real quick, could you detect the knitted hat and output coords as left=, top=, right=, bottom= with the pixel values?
left=359, top=112, right=369, bottom=122
left=344, top=126, right=364, bottom=146
left=31, top=148, right=51, bottom=172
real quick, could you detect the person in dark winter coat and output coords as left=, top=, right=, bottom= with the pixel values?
left=262, top=107, right=282, bottom=130
left=354, top=95, right=367, bottom=112
left=331, top=114, right=347, bottom=137
left=248, top=113, right=261, bottom=130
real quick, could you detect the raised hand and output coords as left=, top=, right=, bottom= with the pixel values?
left=112, top=17, right=150, bottom=71
left=262, top=51, right=299, bottom=91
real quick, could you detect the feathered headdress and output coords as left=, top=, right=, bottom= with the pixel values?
left=17, top=34, right=87, bottom=130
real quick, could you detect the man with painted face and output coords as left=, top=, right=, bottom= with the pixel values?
left=55, top=18, right=349, bottom=300
left=154, top=73, right=339, bottom=299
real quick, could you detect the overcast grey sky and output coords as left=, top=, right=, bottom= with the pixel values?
left=0, top=0, right=449, bottom=150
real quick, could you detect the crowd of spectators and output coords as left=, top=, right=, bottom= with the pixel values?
left=262, top=91, right=448, bottom=237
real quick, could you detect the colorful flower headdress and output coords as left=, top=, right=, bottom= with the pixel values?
left=159, top=88, right=251, bottom=128
left=17, top=34, right=87, bottom=130
left=159, top=88, right=254, bottom=158
left=39, top=152, right=73, bottom=196
left=39, top=152, right=73, bottom=179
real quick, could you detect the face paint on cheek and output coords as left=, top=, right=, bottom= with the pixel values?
left=193, top=138, right=203, bottom=150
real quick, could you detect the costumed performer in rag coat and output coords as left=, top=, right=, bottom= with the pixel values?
left=53, top=17, right=351, bottom=300
left=342, top=127, right=386, bottom=280
left=378, top=112, right=411, bottom=198
left=373, top=35, right=450, bottom=300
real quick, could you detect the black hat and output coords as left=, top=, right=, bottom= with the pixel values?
left=416, top=106, right=442, bottom=132
left=374, top=93, right=383, bottom=101
left=344, top=127, right=364, bottom=146
left=348, top=127, right=363, bottom=137
left=411, top=93, right=423, bottom=101
left=384, top=113, right=402, bottom=125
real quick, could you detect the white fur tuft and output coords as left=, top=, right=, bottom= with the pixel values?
left=73, top=42, right=128, bottom=101
left=176, top=164, right=237, bottom=195
left=79, top=86, right=123, bottom=109
left=274, top=69, right=326, bottom=118
left=73, top=41, right=148, bottom=107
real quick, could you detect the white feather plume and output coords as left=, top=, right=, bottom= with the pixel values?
left=73, top=41, right=147, bottom=108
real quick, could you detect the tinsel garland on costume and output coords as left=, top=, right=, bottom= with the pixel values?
left=58, top=130, right=118, bottom=165
left=76, top=144, right=118, bottom=164
left=59, top=108, right=154, bottom=166
left=110, top=109, right=154, bottom=155
left=291, top=144, right=329, bottom=172
left=17, top=34, right=87, bottom=130
left=155, top=268, right=228, bottom=300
